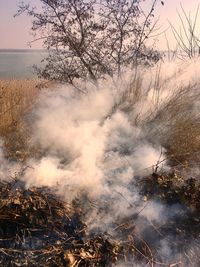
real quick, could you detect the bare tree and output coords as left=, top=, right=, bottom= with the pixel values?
left=16, top=0, right=163, bottom=89
left=170, top=4, right=200, bottom=59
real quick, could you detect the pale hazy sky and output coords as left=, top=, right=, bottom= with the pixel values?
left=0, top=0, right=200, bottom=49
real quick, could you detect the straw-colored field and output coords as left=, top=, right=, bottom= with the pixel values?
left=0, top=79, right=40, bottom=159
left=0, top=79, right=39, bottom=129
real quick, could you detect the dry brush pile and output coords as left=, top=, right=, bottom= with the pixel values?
left=0, top=178, right=156, bottom=267
left=0, top=171, right=200, bottom=266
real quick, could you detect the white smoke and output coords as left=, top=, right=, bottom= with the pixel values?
left=23, top=85, right=164, bottom=197
left=0, top=140, right=21, bottom=180
left=2, top=58, right=200, bottom=265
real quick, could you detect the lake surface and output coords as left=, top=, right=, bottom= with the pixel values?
left=0, top=49, right=48, bottom=79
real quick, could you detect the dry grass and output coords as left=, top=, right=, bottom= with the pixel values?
left=0, top=79, right=39, bottom=130
left=0, top=79, right=40, bottom=159
left=114, top=69, right=200, bottom=168
left=145, top=83, right=200, bottom=166
left=1, top=68, right=200, bottom=168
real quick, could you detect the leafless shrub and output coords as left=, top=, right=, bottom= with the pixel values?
left=16, top=0, right=163, bottom=90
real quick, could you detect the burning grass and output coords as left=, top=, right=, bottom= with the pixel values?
left=0, top=172, right=200, bottom=266
left=0, top=178, right=147, bottom=267
left=1, top=61, right=200, bottom=266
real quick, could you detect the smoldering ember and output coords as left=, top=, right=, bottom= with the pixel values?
left=2, top=0, right=200, bottom=267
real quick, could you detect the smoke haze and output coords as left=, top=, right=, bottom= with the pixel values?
left=2, top=58, right=200, bottom=265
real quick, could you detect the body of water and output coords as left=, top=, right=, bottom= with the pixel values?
left=0, top=49, right=47, bottom=79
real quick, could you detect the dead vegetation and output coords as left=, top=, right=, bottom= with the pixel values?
left=0, top=79, right=39, bottom=159
left=0, top=178, right=154, bottom=267
left=144, top=83, right=200, bottom=166
left=0, top=79, right=39, bottom=129
left=1, top=64, right=200, bottom=266
left=0, top=171, right=200, bottom=266
left=113, top=68, right=200, bottom=168
left=0, top=79, right=56, bottom=160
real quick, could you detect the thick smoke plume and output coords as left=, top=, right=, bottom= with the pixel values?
left=23, top=59, right=200, bottom=191
left=22, top=83, right=165, bottom=237
left=25, top=86, right=163, bottom=183
left=2, top=58, right=200, bottom=265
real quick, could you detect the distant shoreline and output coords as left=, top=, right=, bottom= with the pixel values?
left=0, top=50, right=46, bottom=78
left=0, top=49, right=47, bottom=53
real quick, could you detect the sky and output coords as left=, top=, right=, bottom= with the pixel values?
left=0, top=0, right=200, bottom=50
